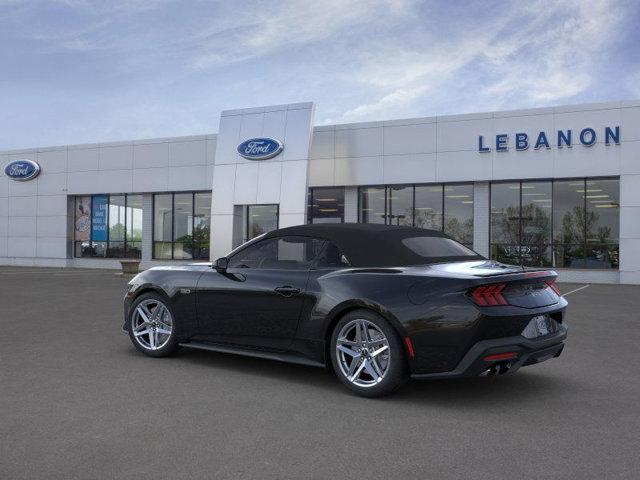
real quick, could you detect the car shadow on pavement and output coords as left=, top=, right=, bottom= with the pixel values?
left=396, top=372, right=572, bottom=408
left=153, top=346, right=344, bottom=391
left=126, top=345, right=573, bottom=404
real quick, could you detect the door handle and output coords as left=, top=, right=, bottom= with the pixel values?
left=274, top=285, right=301, bottom=297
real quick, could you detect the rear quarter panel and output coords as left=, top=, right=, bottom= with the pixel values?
left=296, top=269, right=481, bottom=370
left=297, top=267, right=566, bottom=374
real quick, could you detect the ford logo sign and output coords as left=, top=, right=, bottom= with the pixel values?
left=4, top=159, right=41, bottom=181
left=237, top=137, right=283, bottom=160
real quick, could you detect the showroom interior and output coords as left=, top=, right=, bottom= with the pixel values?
left=1, top=100, right=639, bottom=284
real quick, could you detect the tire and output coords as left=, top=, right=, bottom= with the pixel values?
left=128, top=292, right=179, bottom=358
left=330, top=309, right=408, bottom=397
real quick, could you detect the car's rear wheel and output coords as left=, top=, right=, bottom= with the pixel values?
left=128, top=293, right=179, bottom=357
left=330, top=309, right=408, bottom=397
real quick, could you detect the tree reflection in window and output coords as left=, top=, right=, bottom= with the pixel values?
left=359, top=184, right=474, bottom=247
left=152, top=192, right=211, bottom=260
left=490, top=178, right=619, bottom=269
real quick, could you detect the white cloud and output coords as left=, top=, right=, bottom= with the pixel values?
left=482, top=0, right=621, bottom=105
left=0, top=0, right=634, bottom=149
left=334, top=0, right=625, bottom=122
left=337, top=35, right=494, bottom=121
left=191, top=0, right=414, bottom=69
left=339, top=85, right=429, bottom=121
left=52, top=0, right=173, bottom=13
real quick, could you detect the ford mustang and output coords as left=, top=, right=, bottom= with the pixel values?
left=123, top=223, right=568, bottom=397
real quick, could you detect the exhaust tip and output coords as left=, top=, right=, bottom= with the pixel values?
left=480, top=361, right=512, bottom=377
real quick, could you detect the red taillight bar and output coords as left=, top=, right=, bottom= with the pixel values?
left=470, top=283, right=508, bottom=306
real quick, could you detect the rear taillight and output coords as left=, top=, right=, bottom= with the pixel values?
left=545, top=280, right=562, bottom=296
left=470, top=283, right=508, bottom=306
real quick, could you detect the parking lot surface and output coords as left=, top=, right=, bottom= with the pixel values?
left=1, top=267, right=639, bottom=479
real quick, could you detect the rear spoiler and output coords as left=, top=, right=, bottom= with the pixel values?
left=473, top=269, right=558, bottom=280
left=469, top=270, right=559, bottom=293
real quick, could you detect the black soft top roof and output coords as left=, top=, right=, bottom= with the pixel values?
left=263, top=223, right=479, bottom=267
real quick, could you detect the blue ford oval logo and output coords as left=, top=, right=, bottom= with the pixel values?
left=237, top=137, right=283, bottom=160
left=4, top=159, right=41, bottom=181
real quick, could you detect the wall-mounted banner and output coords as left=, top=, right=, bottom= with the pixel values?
left=478, top=126, right=621, bottom=153
left=3, top=159, right=41, bottom=181
left=91, top=195, right=108, bottom=242
left=75, top=196, right=91, bottom=242
left=237, top=138, right=284, bottom=160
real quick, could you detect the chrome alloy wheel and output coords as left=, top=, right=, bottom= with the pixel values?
left=336, top=319, right=390, bottom=388
left=131, top=298, right=173, bottom=351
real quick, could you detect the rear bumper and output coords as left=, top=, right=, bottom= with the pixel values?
left=411, top=323, right=567, bottom=380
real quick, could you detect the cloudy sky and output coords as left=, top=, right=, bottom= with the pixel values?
left=1, top=0, right=638, bottom=150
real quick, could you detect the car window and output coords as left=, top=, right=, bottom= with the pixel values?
left=314, top=241, right=351, bottom=269
left=228, top=236, right=325, bottom=270
left=401, top=236, right=478, bottom=259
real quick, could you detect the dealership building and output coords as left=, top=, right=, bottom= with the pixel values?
left=1, top=100, right=639, bottom=284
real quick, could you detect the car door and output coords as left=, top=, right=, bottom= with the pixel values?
left=195, top=236, right=326, bottom=350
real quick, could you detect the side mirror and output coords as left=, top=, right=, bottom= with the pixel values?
left=213, top=257, right=229, bottom=272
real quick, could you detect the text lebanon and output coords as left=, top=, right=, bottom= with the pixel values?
left=478, top=126, right=620, bottom=152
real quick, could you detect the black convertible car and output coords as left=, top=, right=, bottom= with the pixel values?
left=123, top=223, right=568, bottom=397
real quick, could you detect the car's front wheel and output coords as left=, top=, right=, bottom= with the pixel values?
left=128, top=292, right=179, bottom=357
left=330, top=309, right=408, bottom=397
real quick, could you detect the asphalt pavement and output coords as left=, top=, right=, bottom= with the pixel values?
left=1, top=267, right=639, bottom=479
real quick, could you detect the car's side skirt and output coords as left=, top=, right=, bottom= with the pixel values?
left=178, top=341, right=326, bottom=368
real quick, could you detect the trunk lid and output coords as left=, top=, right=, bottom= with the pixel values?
left=428, top=260, right=526, bottom=277
left=428, top=260, right=561, bottom=309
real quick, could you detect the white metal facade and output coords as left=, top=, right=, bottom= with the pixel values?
left=1, top=99, right=639, bottom=283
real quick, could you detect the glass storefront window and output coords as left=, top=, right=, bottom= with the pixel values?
left=414, top=185, right=442, bottom=230
left=126, top=195, right=143, bottom=259
left=490, top=182, right=520, bottom=244
left=73, top=193, right=143, bottom=259
left=586, top=179, right=619, bottom=242
left=388, top=186, right=413, bottom=226
left=492, top=178, right=619, bottom=269
left=490, top=182, right=521, bottom=265
left=108, top=194, right=126, bottom=258
left=152, top=192, right=212, bottom=260
left=553, top=180, right=585, bottom=245
left=359, top=187, right=386, bottom=224
left=194, top=192, right=212, bottom=260
left=173, top=193, right=193, bottom=260
left=247, top=205, right=279, bottom=241
left=153, top=194, right=173, bottom=259
left=520, top=181, right=552, bottom=266
left=585, top=178, right=619, bottom=269
left=308, top=187, right=345, bottom=223
left=552, top=180, right=585, bottom=268
left=444, top=184, right=474, bottom=247
left=358, top=183, right=474, bottom=246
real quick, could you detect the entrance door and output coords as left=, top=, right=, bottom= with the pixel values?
left=245, top=204, right=279, bottom=243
